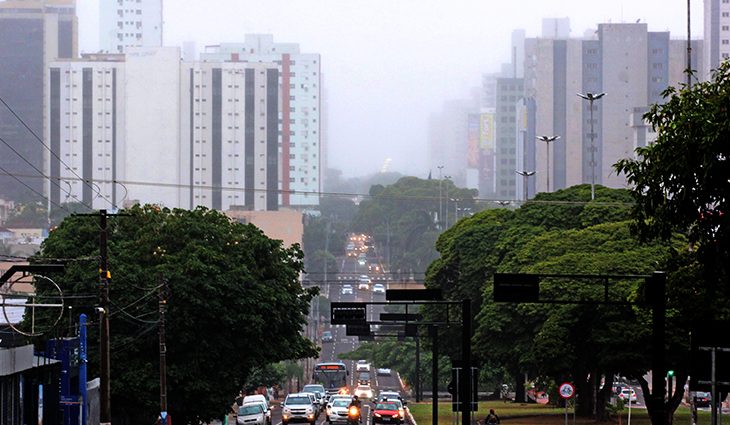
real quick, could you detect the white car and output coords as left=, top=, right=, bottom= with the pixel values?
left=372, top=283, right=386, bottom=294
left=358, top=276, right=371, bottom=290
left=326, top=397, right=353, bottom=424
left=356, top=362, right=370, bottom=372
left=618, top=387, right=637, bottom=403
left=237, top=403, right=266, bottom=425
left=341, top=284, right=353, bottom=295
left=355, top=385, right=373, bottom=399
left=376, top=368, right=392, bottom=376
left=242, top=401, right=271, bottom=425
left=282, top=393, right=318, bottom=425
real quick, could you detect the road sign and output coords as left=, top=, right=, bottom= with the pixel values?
left=559, top=382, right=575, bottom=399
left=386, top=289, right=443, bottom=301
left=493, top=274, right=540, bottom=302
left=380, top=313, right=423, bottom=322
left=331, top=302, right=367, bottom=325
left=345, top=323, right=371, bottom=336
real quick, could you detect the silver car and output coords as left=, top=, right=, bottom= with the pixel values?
left=237, top=403, right=266, bottom=425
left=326, top=397, right=353, bottom=424
left=282, top=393, right=318, bottom=425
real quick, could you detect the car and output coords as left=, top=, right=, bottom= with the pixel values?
left=358, top=275, right=371, bottom=290
left=282, top=393, right=318, bottom=424
left=321, top=330, right=334, bottom=343
left=694, top=391, right=711, bottom=407
left=618, top=387, right=637, bottom=403
left=354, top=385, right=373, bottom=399
left=242, top=401, right=272, bottom=425
left=237, top=403, right=266, bottom=425
left=243, top=394, right=270, bottom=412
left=378, top=391, right=402, bottom=403
left=356, top=362, right=370, bottom=372
left=376, top=368, right=392, bottom=376
left=372, top=401, right=403, bottom=424
left=341, top=284, right=353, bottom=295
left=372, top=283, right=386, bottom=294
left=302, top=384, right=326, bottom=408
left=357, top=371, right=371, bottom=385
left=326, top=396, right=353, bottom=424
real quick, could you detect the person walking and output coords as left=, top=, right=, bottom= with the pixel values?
left=484, top=408, right=500, bottom=425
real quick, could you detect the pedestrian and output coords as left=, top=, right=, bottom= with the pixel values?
left=484, top=408, right=500, bottom=425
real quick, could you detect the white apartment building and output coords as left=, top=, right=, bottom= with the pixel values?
left=704, top=0, right=730, bottom=79
left=179, top=61, right=280, bottom=212
left=47, top=47, right=184, bottom=210
left=200, top=34, right=321, bottom=208
left=99, top=0, right=162, bottom=53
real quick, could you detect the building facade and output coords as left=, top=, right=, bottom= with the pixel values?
left=0, top=0, right=77, bottom=201
left=200, top=35, right=322, bottom=208
left=99, top=0, right=162, bottom=53
left=704, top=0, right=730, bottom=80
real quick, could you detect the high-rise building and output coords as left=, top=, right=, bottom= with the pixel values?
left=495, top=78, right=523, bottom=199
left=200, top=35, right=321, bottom=208
left=180, top=61, right=280, bottom=211
left=99, top=0, right=162, bottom=53
left=0, top=0, right=77, bottom=201
left=703, top=0, right=730, bottom=79
left=523, top=22, right=703, bottom=196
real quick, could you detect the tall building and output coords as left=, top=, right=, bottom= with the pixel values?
left=99, top=0, right=162, bottom=53
left=704, top=0, right=730, bottom=79
left=494, top=78, right=523, bottom=199
left=47, top=47, right=283, bottom=212
left=180, top=61, right=280, bottom=211
left=0, top=0, right=77, bottom=201
left=201, top=35, right=321, bottom=208
left=523, top=22, right=703, bottom=196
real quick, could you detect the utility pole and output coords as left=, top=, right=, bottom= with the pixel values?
left=99, top=209, right=111, bottom=425
left=159, top=278, right=169, bottom=424
left=516, top=171, right=536, bottom=202
left=687, top=0, right=692, bottom=88
left=74, top=208, right=129, bottom=425
left=444, top=176, right=451, bottom=228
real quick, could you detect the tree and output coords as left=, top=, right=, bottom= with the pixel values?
left=614, top=62, right=730, bottom=425
left=31, top=205, right=318, bottom=424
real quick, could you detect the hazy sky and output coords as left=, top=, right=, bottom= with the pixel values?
left=77, top=1, right=703, bottom=178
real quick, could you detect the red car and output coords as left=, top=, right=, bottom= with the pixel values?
left=372, top=401, right=403, bottom=424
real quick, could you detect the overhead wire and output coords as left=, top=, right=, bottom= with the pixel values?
left=0, top=164, right=70, bottom=214
left=0, top=170, right=636, bottom=208
left=0, top=94, right=116, bottom=209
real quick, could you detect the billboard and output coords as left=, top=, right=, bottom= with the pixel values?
left=479, top=112, right=496, bottom=151
left=467, top=114, right=480, bottom=168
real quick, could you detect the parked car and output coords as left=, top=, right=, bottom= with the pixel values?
left=618, top=387, right=637, bottom=403
left=694, top=391, right=712, bottom=407
left=282, top=393, right=318, bottom=425
left=372, top=401, right=403, bottom=424
left=237, top=403, right=266, bottom=425
left=354, top=385, right=373, bottom=399
left=321, top=330, right=334, bottom=343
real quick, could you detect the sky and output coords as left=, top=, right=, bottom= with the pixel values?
left=77, top=0, right=704, bottom=178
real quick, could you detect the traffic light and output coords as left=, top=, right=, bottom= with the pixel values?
left=667, top=370, right=675, bottom=377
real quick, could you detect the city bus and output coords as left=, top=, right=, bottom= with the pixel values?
left=313, top=362, right=349, bottom=396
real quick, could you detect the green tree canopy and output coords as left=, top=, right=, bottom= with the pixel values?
left=32, top=205, right=318, bottom=424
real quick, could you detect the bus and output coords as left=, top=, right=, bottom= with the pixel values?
left=313, top=362, right=349, bottom=396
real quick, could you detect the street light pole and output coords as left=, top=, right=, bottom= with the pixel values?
left=577, top=92, right=606, bottom=200
left=536, top=135, right=560, bottom=193
left=443, top=175, right=451, bottom=228
left=437, top=166, right=444, bottom=228
left=515, top=170, right=536, bottom=202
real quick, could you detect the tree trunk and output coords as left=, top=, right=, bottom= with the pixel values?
left=595, top=372, right=614, bottom=421
left=637, top=370, right=687, bottom=425
left=576, top=372, right=594, bottom=417
left=514, top=369, right=526, bottom=403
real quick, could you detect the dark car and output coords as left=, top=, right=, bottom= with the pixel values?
left=695, top=391, right=711, bottom=407
left=322, top=331, right=333, bottom=343
left=358, top=371, right=371, bottom=385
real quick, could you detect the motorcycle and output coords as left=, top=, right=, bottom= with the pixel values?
left=347, top=405, right=360, bottom=425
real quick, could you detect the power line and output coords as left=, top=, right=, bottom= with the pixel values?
left=0, top=170, right=636, bottom=208
left=0, top=94, right=116, bottom=209
left=0, top=164, right=69, bottom=214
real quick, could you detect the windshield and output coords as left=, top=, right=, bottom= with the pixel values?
left=239, top=405, right=262, bottom=415
left=376, top=403, right=398, bottom=411
left=286, top=396, right=311, bottom=405
left=333, top=399, right=350, bottom=407
left=303, top=385, right=324, bottom=395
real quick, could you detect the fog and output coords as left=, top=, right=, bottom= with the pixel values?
left=77, top=0, right=704, bottom=178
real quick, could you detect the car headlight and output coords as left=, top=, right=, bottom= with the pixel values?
left=374, top=412, right=381, bottom=417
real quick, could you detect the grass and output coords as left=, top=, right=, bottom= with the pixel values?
left=408, top=401, right=725, bottom=425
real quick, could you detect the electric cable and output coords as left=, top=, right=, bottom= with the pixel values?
left=0, top=164, right=70, bottom=213
left=0, top=94, right=116, bottom=209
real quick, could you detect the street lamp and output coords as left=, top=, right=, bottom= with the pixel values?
left=443, top=175, right=451, bottom=227
left=515, top=170, right=536, bottom=202
left=437, top=165, right=444, bottom=228
left=450, top=198, right=459, bottom=222
left=577, top=92, right=606, bottom=200
left=536, top=135, right=560, bottom=193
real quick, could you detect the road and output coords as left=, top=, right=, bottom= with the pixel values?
left=267, top=240, right=407, bottom=425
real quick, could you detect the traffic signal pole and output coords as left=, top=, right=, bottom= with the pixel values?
left=99, top=210, right=112, bottom=425
left=650, top=272, right=666, bottom=425
left=461, top=299, right=472, bottom=425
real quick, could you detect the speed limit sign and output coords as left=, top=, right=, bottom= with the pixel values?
left=559, top=382, right=575, bottom=399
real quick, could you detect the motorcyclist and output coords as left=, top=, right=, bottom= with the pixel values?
left=348, top=395, right=362, bottom=423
